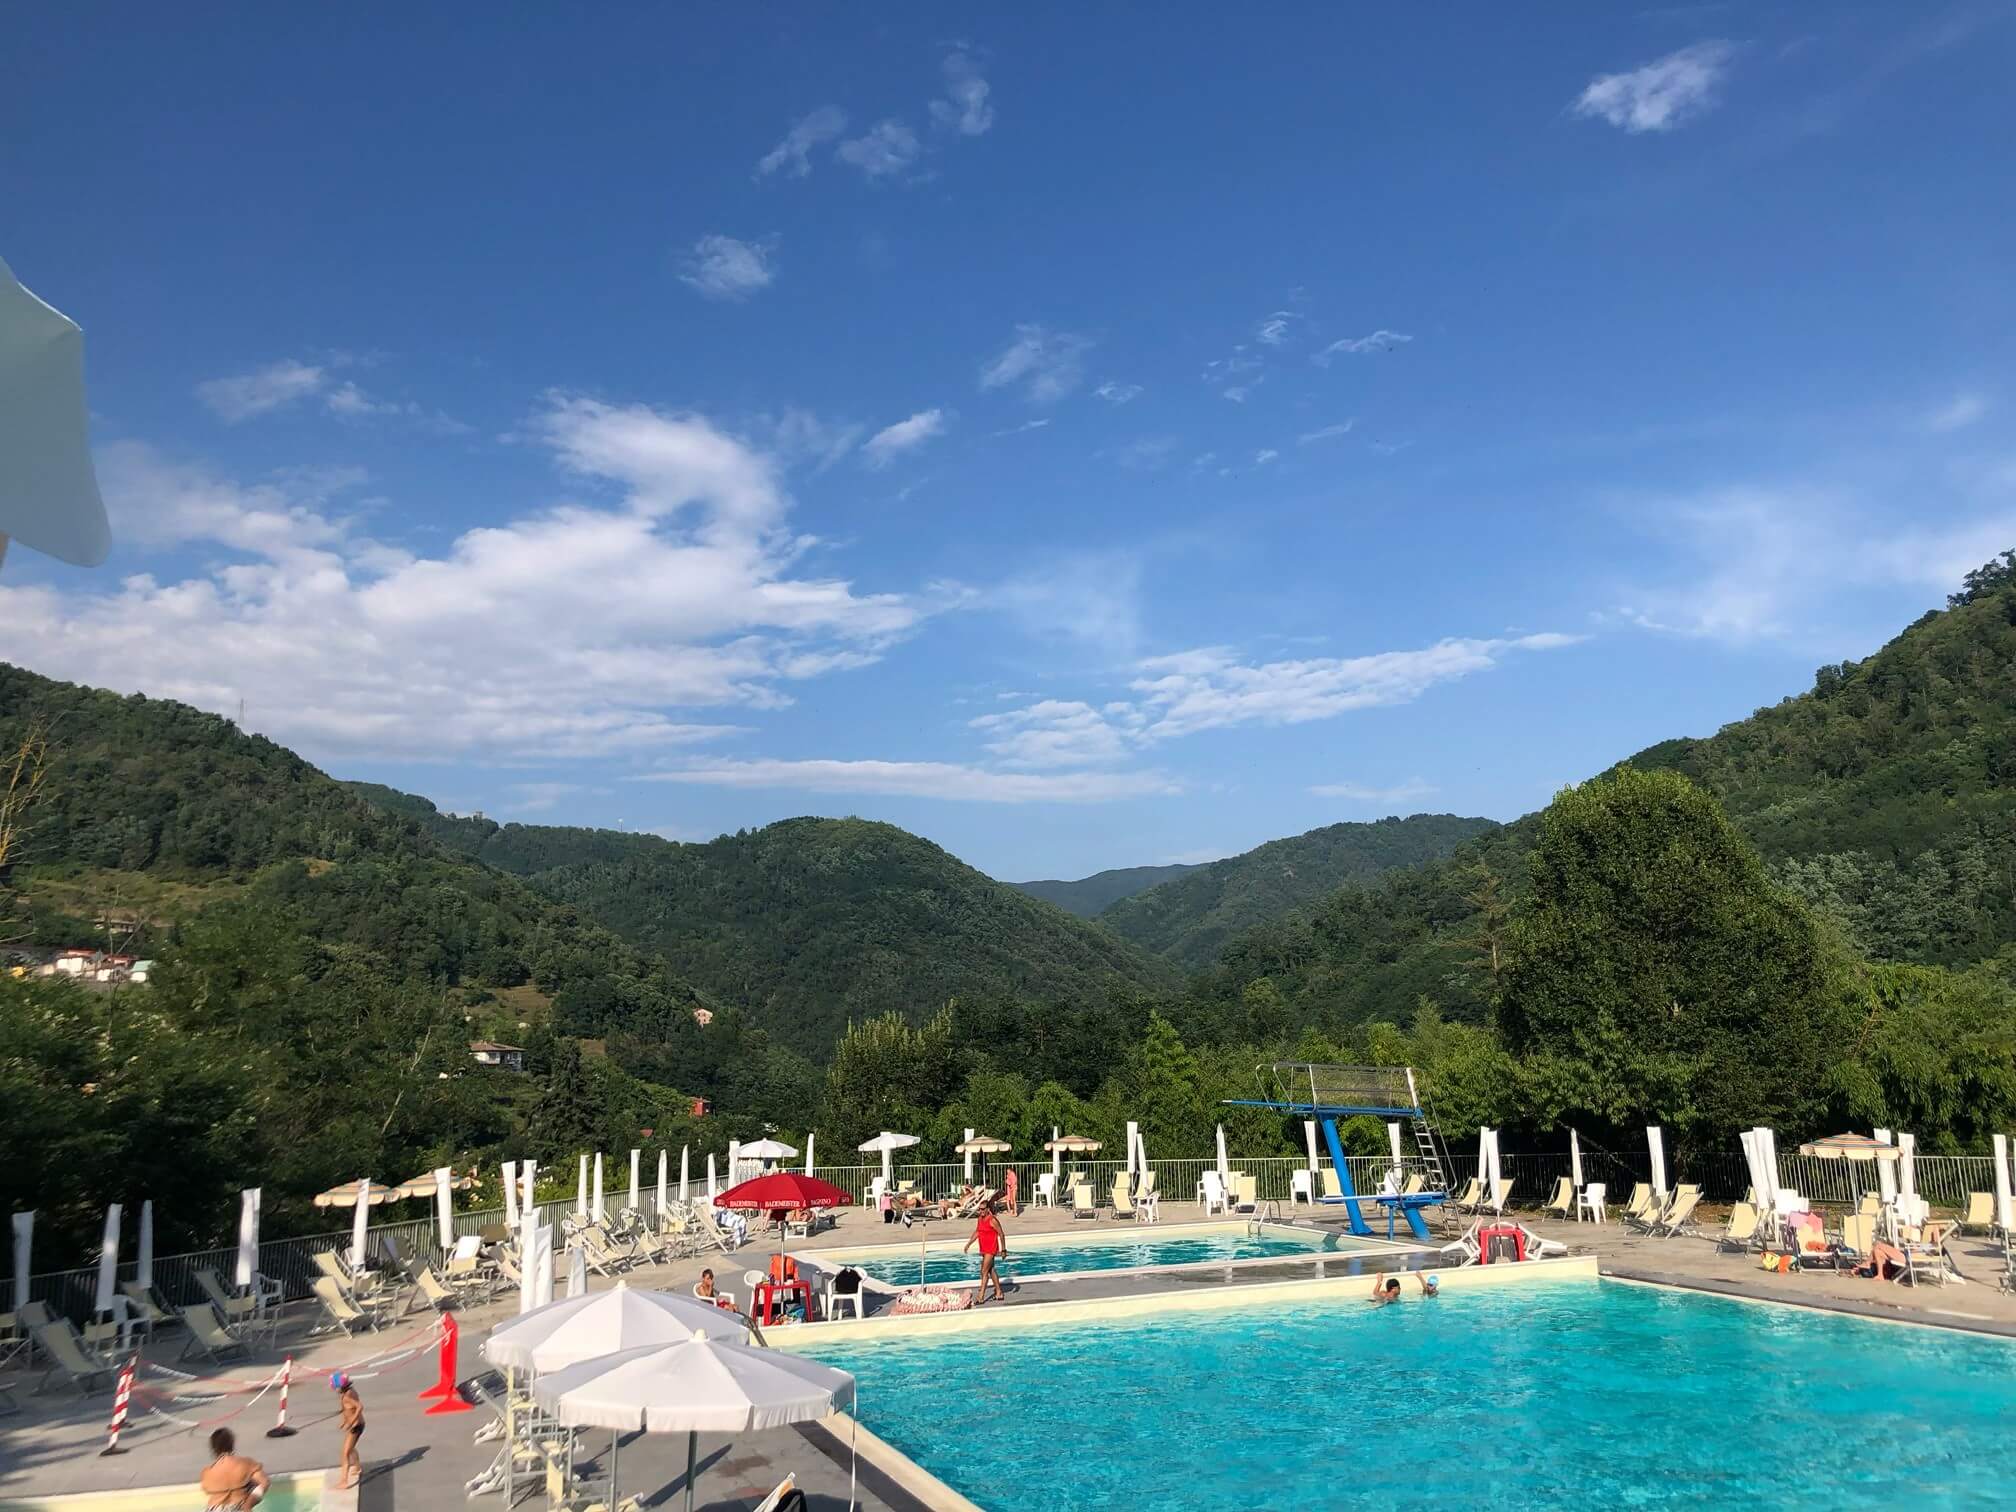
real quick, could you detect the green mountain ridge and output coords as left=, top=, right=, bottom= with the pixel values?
left=1009, top=863, right=1201, bottom=917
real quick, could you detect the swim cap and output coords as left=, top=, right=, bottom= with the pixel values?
left=1422, top=1274, right=1440, bottom=1291
left=329, top=1372, right=348, bottom=1389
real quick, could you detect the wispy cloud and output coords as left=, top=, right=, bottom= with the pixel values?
left=678, top=235, right=776, bottom=301
left=634, top=757, right=1178, bottom=803
left=196, top=360, right=328, bottom=422
left=1298, top=420, right=1356, bottom=444
left=1311, top=331, right=1411, bottom=365
left=1223, top=381, right=1260, bottom=403
left=992, top=418, right=1052, bottom=437
left=1108, top=436, right=1181, bottom=471
left=1310, top=777, right=1438, bottom=803
left=979, top=324, right=1093, bottom=403
left=1256, top=311, right=1298, bottom=346
left=1573, top=41, right=1737, bottom=133
left=1926, top=392, right=1989, bottom=433
left=1094, top=381, right=1142, bottom=405
left=862, top=408, right=947, bottom=468
left=988, top=549, right=1145, bottom=653
left=930, top=50, right=995, bottom=136
left=837, top=119, right=923, bottom=181
left=1254, top=448, right=1279, bottom=467
left=971, top=699, right=1135, bottom=767
left=755, top=106, right=848, bottom=179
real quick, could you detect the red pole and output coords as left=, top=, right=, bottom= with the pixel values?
left=420, top=1313, right=472, bottom=1415
left=265, top=1354, right=298, bottom=1438
left=100, top=1355, right=135, bottom=1455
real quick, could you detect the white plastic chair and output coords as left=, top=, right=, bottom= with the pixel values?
left=1033, top=1173, right=1057, bottom=1208
left=1290, top=1170, right=1315, bottom=1207
left=825, top=1279, right=863, bottom=1320
left=1200, top=1171, right=1230, bottom=1216
left=1578, top=1182, right=1606, bottom=1225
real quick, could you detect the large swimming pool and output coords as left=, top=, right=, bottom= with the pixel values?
left=818, top=1220, right=1367, bottom=1288
left=804, top=1280, right=2016, bottom=1509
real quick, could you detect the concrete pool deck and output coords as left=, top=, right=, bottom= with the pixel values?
left=5, top=1199, right=2010, bottom=1505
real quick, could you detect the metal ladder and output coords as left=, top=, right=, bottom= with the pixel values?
left=1405, top=1070, right=1452, bottom=1194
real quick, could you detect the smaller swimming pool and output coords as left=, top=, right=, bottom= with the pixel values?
left=817, top=1219, right=1395, bottom=1288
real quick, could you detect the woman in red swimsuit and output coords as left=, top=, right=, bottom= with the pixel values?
left=964, top=1203, right=1008, bottom=1303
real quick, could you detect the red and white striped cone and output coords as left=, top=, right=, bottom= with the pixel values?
left=100, top=1355, right=136, bottom=1456
left=265, top=1354, right=298, bottom=1438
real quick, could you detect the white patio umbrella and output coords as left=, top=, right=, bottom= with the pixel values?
left=592, top=1154, right=606, bottom=1222
left=235, top=1189, right=260, bottom=1290
left=1570, top=1128, right=1585, bottom=1194
left=1993, top=1134, right=2013, bottom=1237
left=502, top=1161, right=520, bottom=1230
left=519, top=1224, right=553, bottom=1316
left=629, top=1149, right=641, bottom=1214
left=434, top=1167, right=456, bottom=1250
left=1899, top=1132, right=1919, bottom=1203
left=1483, top=1129, right=1505, bottom=1211
left=484, top=1282, right=733, bottom=1375
left=350, top=1179, right=372, bottom=1268
left=679, top=1146, right=690, bottom=1204
left=1303, top=1120, right=1320, bottom=1175
left=93, top=1204, right=120, bottom=1316
left=1876, top=1128, right=1898, bottom=1204
left=956, top=1135, right=1012, bottom=1184
left=963, top=1128, right=978, bottom=1182
left=1123, top=1122, right=1139, bottom=1188
left=11, top=1211, right=31, bottom=1313
left=858, top=1131, right=920, bottom=1185
left=1052, top=1126, right=1063, bottom=1191
left=0, top=255, right=111, bottom=571
left=706, top=1154, right=717, bottom=1202
left=657, top=1150, right=669, bottom=1219
left=1386, top=1122, right=1405, bottom=1171
left=728, top=1140, right=742, bottom=1189
left=531, top=1335, right=857, bottom=1512
left=520, top=1160, right=538, bottom=1234
left=1646, top=1127, right=1668, bottom=1203
left=577, top=1155, right=589, bottom=1217
left=803, top=1134, right=816, bottom=1177
left=739, top=1139, right=797, bottom=1166
left=1215, top=1124, right=1230, bottom=1185
left=566, top=1243, right=588, bottom=1300
left=136, top=1200, right=154, bottom=1291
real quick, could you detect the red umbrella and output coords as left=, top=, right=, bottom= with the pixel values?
left=714, top=1173, right=854, bottom=1211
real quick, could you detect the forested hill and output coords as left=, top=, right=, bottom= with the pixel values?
left=1096, top=814, right=1499, bottom=969
left=452, top=813, right=1180, bottom=1057
left=1011, top=862, right=1200, bottom=917
left=339, top=783, right=667, bottom=873
left=1200, top=551, right=2016, bottom=1029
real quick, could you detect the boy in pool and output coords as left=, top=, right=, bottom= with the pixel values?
left=1372, top=1275, right=1404, bottom=1305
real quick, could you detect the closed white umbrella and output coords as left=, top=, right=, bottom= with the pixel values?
left=706, top=1153, right=717, bottom=1202
left=1570, top=1128, right=1585, bottom=1193
left=0, top=255, right=112, bottom=570
left=1899, top=1132, right=1919, bottom=1203
left=520, top=1161, right=538, bottom=1234
left=1303, top=1120, right=1320, bottom=1175
left=1993, top=1134, right=2013, bottom=1236
left=528, top=1224, right=556, bottom=1312
left=1123, top=1122, right=1138, bottom=1186
left=1484, top=1129, right=1505, bottom=1211
left=804, top=1134, right=815, bottom=1177
left=518, top=1224, right=547, bottom=1316
left=576, top=1155, right=588, bottom=1217
left=1759, top=1127, right=1781, bottom=1207
left=485, top=1282, right=732, bottom=1374
left=502, top=1161, right=520, bottom=1230
left=1875, top=1128, right=1897, bottom=1204
left=657, top=1150, right=669, bottom=1220
left=93, top=1204, right=120, bottom=1316
left=1052, top=1126, right=1063, bottom=1190
left=236, top=1189, right=260, bottom=1290
left=435, top=1168, right=456, bottom=1250
left=136, top=1200, right=154, bottom=1290
left=728, top=1140, right=741, bottom=1189
left=1386, top=1122, right=1404, bottom=1172
left=565, top=1243, right=587, bottom=1299
left=627, top=1150, right=640, bottom=1215
left=964, top=1128, right=978, bottom=1182
left=679, top=1146, right=690, bottom=1204
left=350, top=1179, right=371, bottom=1269
left=592, top=1154, right=606, bottom=1222
left=532, top=1334, right=857, bottom=1512
left=11, top=1211, right=31, bottom=1313
left=1646, top=1127, right=1667, bottom=1203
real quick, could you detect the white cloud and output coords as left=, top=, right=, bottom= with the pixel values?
left=1108, top=436, right=1181, bottom=471
left=978, top=324, right=1092, bottom=403
left=988, top=550, right=1145, bottom=653
left=1, top=400, right=932, bottom=762
left=1223, top=383, right=1259, bottom=403
left=1094, top=381, right=1142, bottom=405
left=1573, top=41, right=1737, bottom=134
left=634, top=758, right=1178, bottom=803
left=1254, top=448, right=1279, bottom=466
left=678, top=235, right=776, bottom=300
left=1927, top=392, right=1989, bottom=433
left=970, top=699, right=1135, bottom=767
left=756, top=106, right=849, bottom=178
left=1310, top=778, right=1438, bottom=803
left=862, top=408, right=947, bottom=468
left=1256, top=311, right=1297, bottom=346
left=1311, top=331, right=1411, bottom=365
left=756, top=408, right=863, bottom=472
left=196, top=360, right=327, bottom=422
left=991, top=418, right=1051, bottom=437
left=837, top=120, right=922, bottom=181
left=930, top=51, right=994, bottom=136
left=1299, top=420, right=1356, bottom=444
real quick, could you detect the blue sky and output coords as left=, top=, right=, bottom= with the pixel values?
left=4, top=6, right=2014, bottom=881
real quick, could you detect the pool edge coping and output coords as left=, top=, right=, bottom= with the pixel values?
left=1600, top=1266, right=2016, bottom=1341
left=808, top=1411, right=986, bottom=1512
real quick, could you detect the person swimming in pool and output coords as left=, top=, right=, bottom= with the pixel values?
left=199, top=1427, right=270, bottom=1509
left=1372, top=1275, right=1405, bottom=1305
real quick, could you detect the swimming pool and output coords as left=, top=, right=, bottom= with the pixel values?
left=804, top=1280, right=2016, bottom=1510
left=0, top=1470, right=324, bottom=1511
left=818, top=1220, right=1375, bottom=1288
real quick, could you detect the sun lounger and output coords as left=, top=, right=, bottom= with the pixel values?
left=1542, top=1177, right=1574, bottom=1219
left=1718, top=1201, right=1761, bottom=1252
left=311, top=1277, right=388, bottom=1335
left=117, top=1282, right=178, bottom=1339
left=1233, top=1173, right=1259, bottom=1212
left=1069, top=1180, right=1098, bottom=1219
left=1902, top=1222, right=1960, bottom=1287
left=1482, top=1179, right=1517, bottom=1216
left=1837, top=1213, right=1876, bottom=1270
left=414, top=1267, right=462, bottom=1312
left=1109, top=1175, right=1137, bottom=1220
left=1648, top=1188, right=1703, bottom=1238
left=1319, top=1168, right=1344, bottom=1201
left=1402, top=1173, right=1425, bottom=1196
left=1618, top=1183, right=1652, bottom=1224
left=1448, top=1176, right=1482, bottom=1214
left=1962, top=1193, right=1995, bottom=1234
left=751, top=1471, right=809, bottom=1512
left=31, top=1324, right=116, bottom=1395
left=0, top=1311, right=29, bottom=1373
left=179, top=1304, right=252, bottom=1364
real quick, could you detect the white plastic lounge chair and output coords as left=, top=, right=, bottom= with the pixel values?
left=1200, top=1171, right=1230, bottom=1215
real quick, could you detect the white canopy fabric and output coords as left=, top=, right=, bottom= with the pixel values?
left=1646, top=1127, right=1667, bottom=1201
left=963, top=1127, right=977, bottom=1182
left=1994, top=1134, right=2014, bottom=1236
left=435, top=1168, right=455, bottom=1250
left=519, top=1224, right=553, bottom=1316
left=533, top=1334, right=855, bottom=1432
left=1303, top=1120, right=1320, bottom=1174
left=859, top=1131, right=920, bottom=1183
left=706, top=1153, right=717, bottom=1202
left=1899, top=1132, right=1918, bottom=1202
left=629, top=1149, right=640, bottom=1214
left=349, top=1180, right=371, bottom=1268
left=803, top=1134, right=815, bottom=1177
left=11, top=1211, right=30, bottom=1313
left=502, top=1161, right=520, bottom=1230
left=236, top=1189, right=260, bottom=1290
left=1215, top=1124, right=1230, bottom=1184
left=1570, top=1128, right=1584, bottom=1192
left=680, top=1146, right=690, bottom=1204
left=0, top=256, right=111, bottom=569
left=566, top=1244, right=588, bottom=1300
left=520, top=1161, right=538, bottom=1235
left=576, top=1155, right=589, bottom=1217
left=739, top=1139, right=798, bottom=1162
left=1876, top=1128, right=1897, bottom=1203
left=484, top=1282, right=733, bottom=1374
left=657, top=1150, right=669, bottom=1218
left=94, top=1204, right=120, bottom=1315
left=592, top=1154, right=605, bottom=1223
left=137, top=1200, right=154, bottom=1290
left=1386, top=1122, right=1404, bottom=1171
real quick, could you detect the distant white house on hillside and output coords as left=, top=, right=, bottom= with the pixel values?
left=469, top=1040, right=525, bottom=1072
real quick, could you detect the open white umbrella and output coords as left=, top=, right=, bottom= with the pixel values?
left=0, top=255, right=111, bottom=571
left=93, top=1204, right=120, bottom=1316
left=502, top=1161, right=520, bottom=1230
left=629, top=1149, right=641, bottom=1215
left=739, top=1139, right=798, bottom=1165
left=1646, top=1127, right=1668, bottom=1203
left=1993, top=1134, right=2013, bottom=1237
left=11, top=1211, right=31, bottom=1313
left=858, top=1131, right=920, bottom=1185
left=532, top=1334, right=857, bottom=1512
left=955, top=1135, right=1012, bottom=1184
left=137, top=1200, right=154, bottom=1291
left=235, top=1189, right=260, bottom=1291
left=577, top=1155, right=589, bottom=1217
left=484, top=1282, right=733, bottom=1375
left=434, top=1167, right=456, bottom=1250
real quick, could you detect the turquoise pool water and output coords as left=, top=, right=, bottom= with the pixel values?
left=806, top=1282, right=2016, bottom=1510
left=838, top=1227, right=1341, bottom=1287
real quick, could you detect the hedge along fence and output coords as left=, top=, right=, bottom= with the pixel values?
left=23, top=1150, right=2006, bottom=1324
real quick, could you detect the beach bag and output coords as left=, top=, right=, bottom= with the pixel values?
left=1759, top=1251, right=1791, bottom=1273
